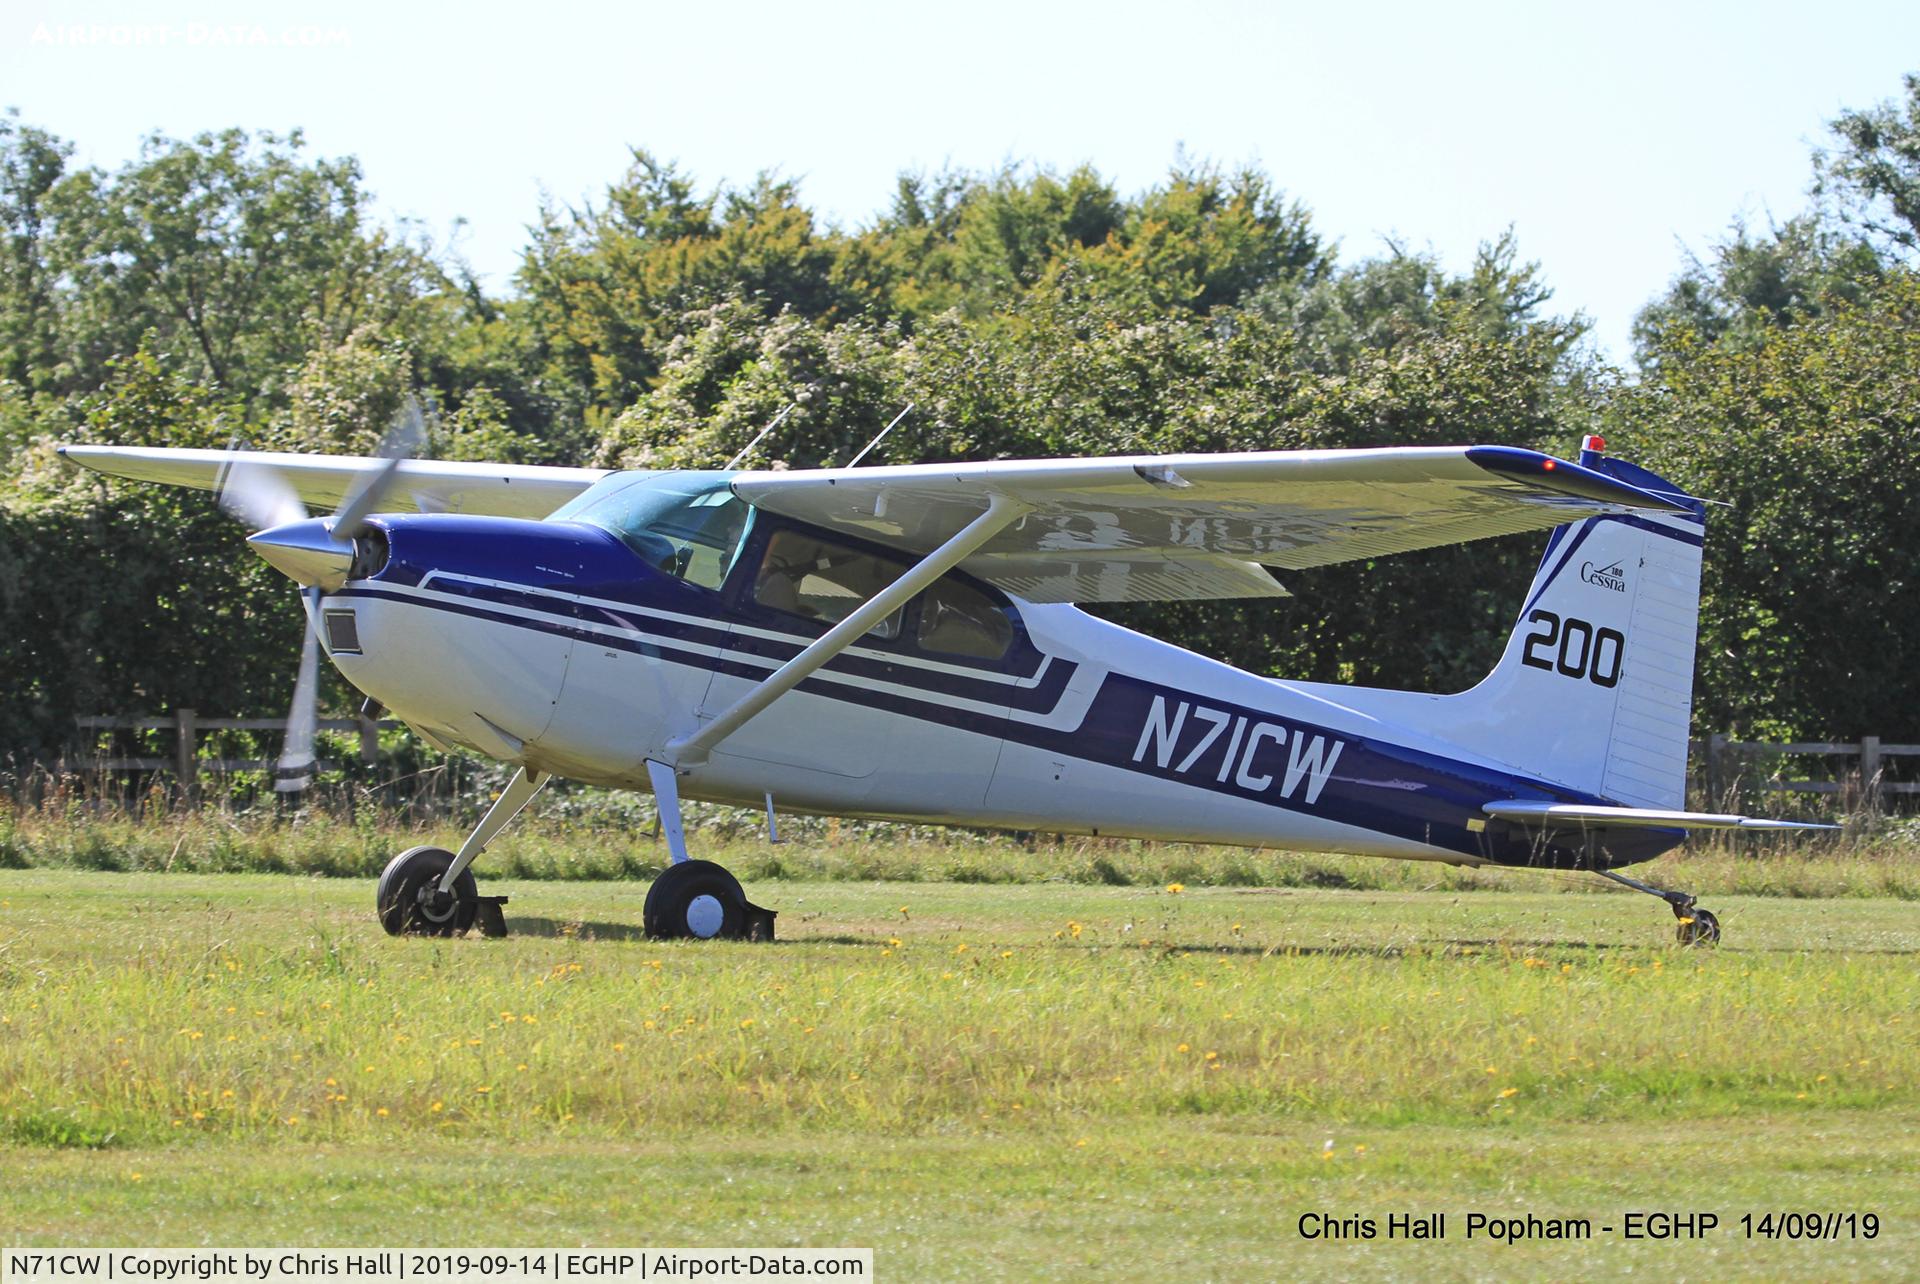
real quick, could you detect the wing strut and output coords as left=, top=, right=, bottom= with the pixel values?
left=662, top=493, right=1029, bottom=771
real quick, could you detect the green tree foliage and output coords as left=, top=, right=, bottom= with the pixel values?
left=1819, top=72, right=1920, bottom=257
left=7, top=70, right=1920, bottom=759
left=1623, top=273, right=1920, bottom=739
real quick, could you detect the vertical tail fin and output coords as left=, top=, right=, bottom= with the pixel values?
left=1436, top=450, right=1707, bottom=807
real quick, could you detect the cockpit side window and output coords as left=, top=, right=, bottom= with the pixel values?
left=751, top=529, right=908, bottom=640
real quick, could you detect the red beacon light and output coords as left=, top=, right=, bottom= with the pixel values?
left=1583, top=434, right=1607, bottom=454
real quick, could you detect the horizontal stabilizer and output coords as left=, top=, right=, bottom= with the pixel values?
left=1484, top=802, right=1840, bottom=832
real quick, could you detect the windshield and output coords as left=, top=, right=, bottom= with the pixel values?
left=548, top=471, right=749, bottom=590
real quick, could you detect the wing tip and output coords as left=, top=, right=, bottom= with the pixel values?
left=1465, top=446, right=1695, bottom=515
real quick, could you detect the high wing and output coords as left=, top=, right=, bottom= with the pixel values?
left=57, top=445, right=608, bottom=522
left=730, top=445, right=1695, bottom=604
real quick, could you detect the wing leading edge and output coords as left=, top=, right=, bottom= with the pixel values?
left=730, top=445, right=1692, bottom=604
left=57, top=445, right=608, bottom=522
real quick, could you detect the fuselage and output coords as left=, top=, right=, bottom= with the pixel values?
left=319, top=501, right=1680, bottom=871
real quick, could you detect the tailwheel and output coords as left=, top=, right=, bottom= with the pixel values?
left=377, top=845, right=478, bottom=937
left=1675, top=905, right=1721, bottom=948
left=1597, top=866, right=1723, bottom=948
left=644, top=859, right=776, bottom=942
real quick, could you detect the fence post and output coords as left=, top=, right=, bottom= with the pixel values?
left=1860, top=735, right=1883, bottom=807
left=358, top=715, right=380, bottom=765
left=174, top=707, right=198, bottom=801
left=1706, top=733, right=1726, bottom=804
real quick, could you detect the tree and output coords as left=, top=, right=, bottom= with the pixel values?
left=1819, top=71, right=1920, bottom=258
left=1620, top=270, right=1920, bottom=739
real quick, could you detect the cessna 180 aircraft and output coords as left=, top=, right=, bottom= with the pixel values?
left=60, top=427, right=1833, bottom=946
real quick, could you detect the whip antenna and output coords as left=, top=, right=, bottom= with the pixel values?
left=724, top=404, right=794, bottom=470
left=847, top=402, right=914, bottom=468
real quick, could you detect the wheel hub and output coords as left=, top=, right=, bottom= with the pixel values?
left=685, top=893, right=725, bottom=939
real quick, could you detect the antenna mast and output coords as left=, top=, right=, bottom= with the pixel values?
left=724, top=404, right=795, bottom=470
left=846, top=403, right=915, bottom=468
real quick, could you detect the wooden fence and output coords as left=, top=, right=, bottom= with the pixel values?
left=75, top=710, right=402, bottom=792
left=1697, top=735, right=1919, bottom=804
left=68, top=714, right=1920, bottom=808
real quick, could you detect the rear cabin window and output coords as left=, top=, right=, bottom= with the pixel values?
left=916, top=578, right=1013, bottom=660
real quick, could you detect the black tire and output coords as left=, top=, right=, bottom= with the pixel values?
left=1676, top=907, right=1721, bottom=948
left=377, top=845, right=478, bottom=937
left=644, top=860, right=748, bottom=940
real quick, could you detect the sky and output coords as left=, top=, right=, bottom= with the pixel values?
left=5, top=0, right=1918, bottom=362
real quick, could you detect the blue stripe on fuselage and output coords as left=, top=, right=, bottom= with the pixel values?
left=338, top=576, right=1597, bottom=860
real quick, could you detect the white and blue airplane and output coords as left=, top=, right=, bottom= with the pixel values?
left=60, top=431, right=1833, bottom=946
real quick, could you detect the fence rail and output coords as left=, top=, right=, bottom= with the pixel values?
left=75, top=709, right=402, bottom=791
left=70, top=714, right=1919, bottom=805
left=1698, top=734, right=1920, bottom=801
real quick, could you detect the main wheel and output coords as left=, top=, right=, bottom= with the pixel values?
left=644, top=860, right=749, bottom=940
left=377, top=845, right=478, bottom=937
left=1676, top=906, right=1721, bottom=947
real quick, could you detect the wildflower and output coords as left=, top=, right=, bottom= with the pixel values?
left=221, top=1089, right=234, bottom=1099
left=955, top=943, right=969, bottom=954
left=430, top=1101, right=444, bottom=1113
left=474, top=1086, right=490, bottom=1095
left=1177, top=1043, right=1190, bottom=1053
left=325, top=1077, right=338, bottom=1087
left=1205, top=1051, right=1219, bottom=1062
left=517, top=1063, right=529, bottom=1072
left=1499, top=1087, right=1519, bottom=1099
left=1068, top=922, right=1083, bottom=939
left=1165, top=883, right=1185, bottom=895
left=887, top=937, right=903, bottom=948
left=740, top=1019, right=754, bottom=1029
left=376, top=1108, right=389, bottom=1117
left=129, top=1173, right=143, bottom=1182
left=1000, top=951, right=1014, bottom=959
left=191, top=1111, right=205, bottom=1121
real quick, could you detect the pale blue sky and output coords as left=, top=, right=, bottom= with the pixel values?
left=6, top=0, right=1917, bottom=361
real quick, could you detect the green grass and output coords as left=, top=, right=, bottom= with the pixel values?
left=4, top=796, right=1919, bottom=897
left=2, top=867, right=1917, bottom=1277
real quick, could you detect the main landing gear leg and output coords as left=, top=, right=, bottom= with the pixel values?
left=1596, top=867, right=1721, bottom=947
left=641, top=759, right=776, bottom=943
left=375, top=766, right=549, bottom=938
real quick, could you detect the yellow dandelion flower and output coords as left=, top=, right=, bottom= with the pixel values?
left=1075, top=1138, right=1088, bottom=1148
left=1499, top=1087, right=1519, bottom=1098
left=1485, top=1066, right=1499, bottom=1075
left=1165, top=883, right=1185, bottom=894
left=1068, top=922, right=1083, bottom=939
left=129, top=1172, right=143, bottom=1182
left=1000, top=950, right=1013, bottom=959
left=221, top=1089, right=234, bottom=1099
left=325, top=1077, right=338, bottom=1087
left=643, top=1020, right=656, bottom=1030
left=376, top=1107, right=390, bottom=1117
left=955, top=943, right=969, bottom=954
left=1205, top=1050, right=1219, bottom=1061
left=429, top=1101, right=444, bottom=1113
left=284, top=1116, right=299, bottom=1126
left=474, top=1086, right=490, bottom=1095
left=1177, top=1042, right=1191, bottom=1053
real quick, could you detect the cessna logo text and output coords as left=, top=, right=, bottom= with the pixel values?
left=1131, top=696, right=1345, bottom=804
left=1579, top=560, right=1627, bottom=593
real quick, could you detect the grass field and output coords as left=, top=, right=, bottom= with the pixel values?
left=2, top=866, right=1917, bottom=1279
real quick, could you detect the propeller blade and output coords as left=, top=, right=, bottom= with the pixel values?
left=275, top=588, right=322, bottom=794
left=332, top=397, right=426, bottom=539
left=215, top=452, right=309, bottom=530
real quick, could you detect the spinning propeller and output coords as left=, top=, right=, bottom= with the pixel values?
left=214, top=401, right=425, bottom=793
